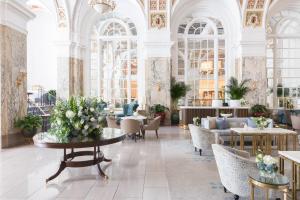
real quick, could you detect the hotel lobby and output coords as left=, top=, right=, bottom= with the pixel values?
left=1, top=0, right=300, bottom=199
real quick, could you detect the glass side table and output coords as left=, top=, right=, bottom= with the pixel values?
left=249, top=173, right=290, bottom=200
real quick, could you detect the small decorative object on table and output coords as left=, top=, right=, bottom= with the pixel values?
left=193, top=117, right=201, bottom=126
left=253, top=116, right=269, bottom=130
left=256, top=150, right=278, bottom=178
left=49, top=96, right=105, bottom=139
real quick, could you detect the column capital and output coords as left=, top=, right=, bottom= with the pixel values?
left=239, top=27, right=266, bottom=57
left=0, top=0, right=35, bottom=34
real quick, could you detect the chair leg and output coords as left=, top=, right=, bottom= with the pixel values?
left=234, top=195, right=239, bottom=200
left=199, top=149, right=202, bottom=156
left=223, top=187, right=227, bottom=193
left=195, top=147, right=197, bottom=152
left=134, top=134, right=137, bottom=142
left=155, top=130, right=158, bottom=139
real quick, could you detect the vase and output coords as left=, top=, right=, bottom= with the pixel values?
left=259, top=170, right=276, bottom=179
left=229, top=100, right=241, bottom=108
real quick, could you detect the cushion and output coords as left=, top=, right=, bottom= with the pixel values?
left=207, top=117, right=217, bottom=129
left=228, top=121, right=243, bottom=128
left=216, top=118, right=229, bottom=130
left=247, top=118, right=257, bottom=128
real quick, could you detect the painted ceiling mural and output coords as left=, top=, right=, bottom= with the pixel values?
left=244, top=0, right=266, bottom=27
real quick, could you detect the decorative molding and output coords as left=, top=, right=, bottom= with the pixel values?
left=0, top=0, right=35, bottom=34
left=150, top=12, right=166, bottom=29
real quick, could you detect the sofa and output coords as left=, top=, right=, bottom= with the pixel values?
left=201, top=117, right=273, bottom=143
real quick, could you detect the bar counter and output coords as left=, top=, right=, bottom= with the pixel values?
left=180, top=106, right=250, bottom=126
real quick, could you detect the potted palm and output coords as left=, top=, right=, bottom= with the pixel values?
left=15, top=114, right=42, bottom=138
left=150, top=104, right=169, bottom=125
left=170, top=77, right=190, bottom=125
left=226, top=77, right=250, bottom=107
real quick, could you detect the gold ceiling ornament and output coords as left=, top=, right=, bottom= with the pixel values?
left=88, top=0, right=116, bottom=14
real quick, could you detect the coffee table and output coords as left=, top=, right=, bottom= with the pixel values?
left=33, top=128, right=125, bottom=183
left=231, top=128, right=297, bottom=154
left=249, top=173, right=289, bottom=200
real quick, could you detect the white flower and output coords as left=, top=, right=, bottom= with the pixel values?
left=74, top=122, right=81, bottom=130
left=90, top=117, right=95, bottom=122
left=263, top=155, right=277, bottom=165
left=66, top=110, right=75, bottom=119
left=84, top=125, right=89, bottom=130
left=57, top=119, right=62, bottom=125
left=78, top=111, right=82, bottom=116
left=96, top=125, right=100, bottom=128
left=90, top=108, right=95, bottom=112
left=79, top=106, right=83, bottom=110
left=80, top=119, right=85, bottom=124
left=98, top=116, right=103, bottom=121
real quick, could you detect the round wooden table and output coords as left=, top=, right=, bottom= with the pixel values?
left=33, top=128, right=125, bottom=183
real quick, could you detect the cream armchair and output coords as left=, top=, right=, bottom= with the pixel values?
left=142, top=116, right=161, bottom=139
left=188, top=124, right=222, bottom=156
left=120, top=119, right=141, bottom=142
left=212, top=144, right=259, bottom=200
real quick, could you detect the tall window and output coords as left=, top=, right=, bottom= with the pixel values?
left=177, top=17, right=225, bottom=106
left=267, top=10, right=300, bottom=108
left=90, top=19, right=138, bottom=105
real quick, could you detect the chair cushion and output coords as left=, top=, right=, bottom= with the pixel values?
left=207, top=117, right=217, bottom=129
left=247, top=118, right=257, bottom=128
left=228, top=121, right=244, bottom=128
left=216, top=118, right=229, bottom=130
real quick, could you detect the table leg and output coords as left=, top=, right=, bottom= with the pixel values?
left=293, top=162, right=297, bottom=200
left=240, top=135, right=244, bottom=151
left=294, top=134, right=297, bottom=151
left=285, top=135, right=288, bottom=151
left=265, top=188, right=269, bottom=200
left=250, top=182, right=255, bottom=200
left=46, top=148, right=67, bottom=183
left=230, top=132, right=234, bottom=148
left=283, top=188, right=288, bottom=200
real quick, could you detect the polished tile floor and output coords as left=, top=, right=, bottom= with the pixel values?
left=0, top=126, right=286, bottom=200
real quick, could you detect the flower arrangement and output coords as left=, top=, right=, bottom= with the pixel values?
left=253, top=116, right=269, bottom=130
left=193, top=117, right=201, bottom=126
left=256, top=150, right=278, bottom=178
left=49, top=97, right=105, bottom=139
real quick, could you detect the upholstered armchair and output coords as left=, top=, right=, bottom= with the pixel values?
left=188, top=124, right=222, bottom=156
left=142, top=116, right=161, bottom=139
left=120, top=119, right=141, bottom=142
left=106, top=116, right=120, bottom=129
left=212, top=144, right=260, bottom=200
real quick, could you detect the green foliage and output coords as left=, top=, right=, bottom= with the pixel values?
left=49, top=96, right=105, bottom=139
left=14, top=114, right=42, bottom=131
left=250, top=104, right=270, bottom=117
left=226, top=77, right=250, bottom=100
left=48, top=90, right=56, bottom=97
left=150, top=104, right=169, bottom=114
left=170, top=77, right=190, bottom=109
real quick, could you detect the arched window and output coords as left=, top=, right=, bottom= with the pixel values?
left=177, top=17, right=225, bottom=106
left=267, top=10, right=300, bottom=108
left=90, top=18, right=138, bottom=105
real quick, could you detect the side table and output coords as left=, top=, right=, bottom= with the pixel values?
left=249, top=173, right=290, bottom=200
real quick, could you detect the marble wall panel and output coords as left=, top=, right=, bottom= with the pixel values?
left=0, top=25, right=27, bottom=148
left=242, top=56, right=267, bottom=105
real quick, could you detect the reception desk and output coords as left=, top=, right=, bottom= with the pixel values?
left=180, top=106, right=250, bottom=126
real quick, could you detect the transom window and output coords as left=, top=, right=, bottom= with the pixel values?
left=90, top=19, right=138, bottom=106
left=177, top=17, right=225, bottom=106
left=267, top=10, right=300, bottom=109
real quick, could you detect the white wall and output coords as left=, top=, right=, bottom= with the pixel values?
left=27, top=9, right=57, bottom=91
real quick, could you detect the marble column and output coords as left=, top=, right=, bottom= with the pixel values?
left=0, top=1, right=34, bottom=148
left=57, top=57, right=84, bottom=99
left=145, top=58, right=171, bottom=125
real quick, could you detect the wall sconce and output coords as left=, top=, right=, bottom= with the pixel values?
left=16, top=69, right=27, bottom=87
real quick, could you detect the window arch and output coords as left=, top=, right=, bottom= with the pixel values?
left=90, top=18, right=138, bottom=105
left=266, top=10, right=300, bottom=108
left=176, top=17, right=225, bottom=106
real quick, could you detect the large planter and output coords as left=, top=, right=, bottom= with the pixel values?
left=229, top=100, right=241, bottom=108
left=155, top=112, right=166, bottom=125
left=171, top=111, right=180, bottom=125
left=22, top=128, right=38, bottom=138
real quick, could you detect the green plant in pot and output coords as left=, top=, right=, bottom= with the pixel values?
left=150, top=104, right=169, bottom=125
left=226, top=77, right=250, bottom=107
left=250, top=104, right=270, bottom=118
left=15, top=114, right=42, bottom=138
left=170, top=77, right=190, bottom=125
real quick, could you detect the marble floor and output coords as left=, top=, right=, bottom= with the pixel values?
left=0, top=126, right=285, bottom=200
